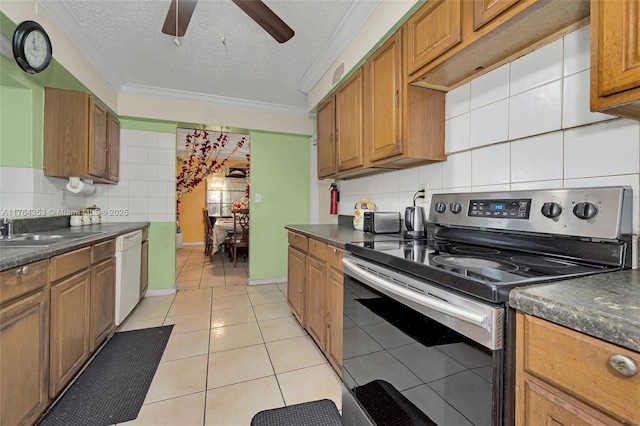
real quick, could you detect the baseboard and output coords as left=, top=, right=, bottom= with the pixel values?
left=248, top=276, right=287, bottom=286
left=144, top=288, right=177, bottom=297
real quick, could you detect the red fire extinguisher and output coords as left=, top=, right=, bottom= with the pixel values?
left=330, top=183, right=339, bottom=215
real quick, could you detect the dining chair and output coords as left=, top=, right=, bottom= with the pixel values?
left=229, top=208, right=249, bottom=267
left=202, top=208, right=214, bottom=257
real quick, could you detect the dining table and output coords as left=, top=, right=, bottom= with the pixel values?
left=211, top=218, right=236, bottom=254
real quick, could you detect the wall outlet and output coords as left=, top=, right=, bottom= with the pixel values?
left=417, top=183, right=429, bottom=203
left=254, top=193, right=262, bottom=203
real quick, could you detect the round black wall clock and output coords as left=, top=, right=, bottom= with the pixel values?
left=12, top=20, right=52, bottom=74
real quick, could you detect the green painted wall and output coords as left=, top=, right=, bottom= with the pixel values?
left=148, top=222, right=177, bottom=290
left=249, top=131, right=310, bottom=281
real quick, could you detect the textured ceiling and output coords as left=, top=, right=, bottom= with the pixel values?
left=39, top=0, right=376, bottom=115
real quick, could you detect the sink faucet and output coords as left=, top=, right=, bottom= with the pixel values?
left=0, top=218, right=13, bottom=239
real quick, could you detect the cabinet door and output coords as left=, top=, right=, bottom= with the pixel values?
left=335, top=68, right=364, bottom=172
left=287, top=246, right=306, bottom=326
left=90, top=258, right=116, bottom=352
left=107, top=113, right=120, bottom=182
left=596, top=0, right=640, bottom=97
left=89, top=99, right=108, bottom=179
left=326, top=267, right=343, bottom=376
left=0, top=289, right=49, bottom=426
left=306, top=256, right=327, bottom=349
left=368, top=31, right=403, bottom=162
left=50, top=269, right=91, bottom=398
left=521, top=378, right=622, bottom=425
left=472, top=0, right=520, bottom=31
left=406, top=0, right=462, bottom=75
left=317, top=96, right=336, bottom=178
left=140, top=240, right=149, bottom=299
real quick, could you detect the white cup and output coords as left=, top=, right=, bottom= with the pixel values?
left=70, top=215, right=83, bottom=227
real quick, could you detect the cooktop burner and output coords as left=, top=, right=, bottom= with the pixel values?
left=432, top=255, right=520, bottom=272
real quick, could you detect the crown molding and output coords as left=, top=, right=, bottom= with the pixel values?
left=120, top=84, right=310, bottom=117
left=38, top=0, right=126, bottom=91
left=296, top=0, right=380, bottom=94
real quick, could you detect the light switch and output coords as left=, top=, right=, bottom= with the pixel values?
left=255, top=193, right=262, bottom=203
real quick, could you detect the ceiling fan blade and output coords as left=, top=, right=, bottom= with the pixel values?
left=232, top=0, right=294, bottom=43
left=162, top=0, right=198, bottom=37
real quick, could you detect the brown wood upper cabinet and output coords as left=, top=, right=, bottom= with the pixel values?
left=366, top=30, right=446, bottom=168
left=590, top=0, right=640, bottom=120
left=335, top=68, right=365, bottom=173
left=316, top=97, right=336, bottom=178
left=407, top=0, right=589, bottom=90
left=44, top=88, right=120, bottom=184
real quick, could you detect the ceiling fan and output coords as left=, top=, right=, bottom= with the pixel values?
left=162, top=0, right=295, bottom=43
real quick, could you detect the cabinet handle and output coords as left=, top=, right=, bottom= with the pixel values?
left=105, top=143, right=109, bottom=152
left=16, top=266, right=29, bottom=275
left=394, top=90, right=399, bottom=108
left=333, top=248, right=338, bottom=254
left=609, top=354, right=637, bottom=377
left=330, top=132, right=334, bottom=143
left=298, top=289, right=303, bottom=293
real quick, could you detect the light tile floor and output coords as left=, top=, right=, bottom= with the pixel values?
left=116, top=245, right=342, bottom=426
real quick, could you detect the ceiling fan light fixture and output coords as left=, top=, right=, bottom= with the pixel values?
left=231, top=0, right=294, bottom=43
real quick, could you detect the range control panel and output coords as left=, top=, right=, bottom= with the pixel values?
left=429, top=187, right=632, bottom=240
left=468, top=199, right=532, bottom=219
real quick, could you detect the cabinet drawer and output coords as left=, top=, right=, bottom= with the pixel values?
left=327, top=246, right=346, bottom=271
left=91, top=239, right=115, bottom=264
left=308, top=239, right=327, bottom=261
left=288, top=232, right=308, bottom=252
left=50, top=247, right=91, bottom=282
left=522, top=314, right=640, bottom=424
left=0, top=260, right=49, bottom=306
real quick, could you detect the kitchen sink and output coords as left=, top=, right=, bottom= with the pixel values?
left=0, top=231, right=105, bottom=248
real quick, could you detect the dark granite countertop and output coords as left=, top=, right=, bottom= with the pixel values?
left=285, top=224, right=403, bottom=249
left=510, top=270, right=640, bottom=352
left=0, top=222, right=149, bottom=271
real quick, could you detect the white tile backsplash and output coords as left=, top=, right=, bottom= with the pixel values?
left=511, top=132, right=563, bottom=183
left=336, top=24, right=639, bottom=258
left=470, top=64, right=510, bottom=110
left=471, top=143, right=510, bottom=186
left=509, top=80, right=562, bottom=140
left=445, top=113, right=470, bottom=153
left=510, top=39, right=563, bottom=96
left=563, top=25, right=591, bottom=77
left=562, top=70, right=613, bottom=128
left=469, top=99, right=509, bottom=148
left=564, top=120, right=640, bottom=179
left=445, top=83, right=470, bottom=119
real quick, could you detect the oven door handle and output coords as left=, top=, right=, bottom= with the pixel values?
left=343, top=258, right=488, bottom=328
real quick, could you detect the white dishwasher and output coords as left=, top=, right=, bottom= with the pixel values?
left=115, top=230, right=142, bottom=325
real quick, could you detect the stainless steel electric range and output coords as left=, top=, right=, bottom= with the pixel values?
left=341, top=187, right=633, bottom=426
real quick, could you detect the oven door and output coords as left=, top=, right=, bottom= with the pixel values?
left=341, top=255, right=505, bottom=426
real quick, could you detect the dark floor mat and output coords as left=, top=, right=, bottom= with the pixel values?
left=251, top=399, right=342, bottom=426
left=38, top=325, right=173, bottom=426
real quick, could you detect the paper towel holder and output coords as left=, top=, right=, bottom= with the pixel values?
left=66, top=177, right=95, bottom=195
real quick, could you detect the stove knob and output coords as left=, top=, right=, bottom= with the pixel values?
left=450, top=202, right=462, bottom=214
left=573, top=202, right=598, bottom=220
left=541, top=202, right=562, bottom=218
left=435, top=202, right=447, bottom=213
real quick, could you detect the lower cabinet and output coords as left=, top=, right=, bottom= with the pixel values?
left=49, top=240, right=116, bottom=399
left=0, top=284, right=49, bottom=426
left=286, top=231, right=345, bottom=376
left=49, top=268, right=91, bottom=398
left=90, top=257, right=116, bottom=352
left=516, top=312, right=640, bottom=425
